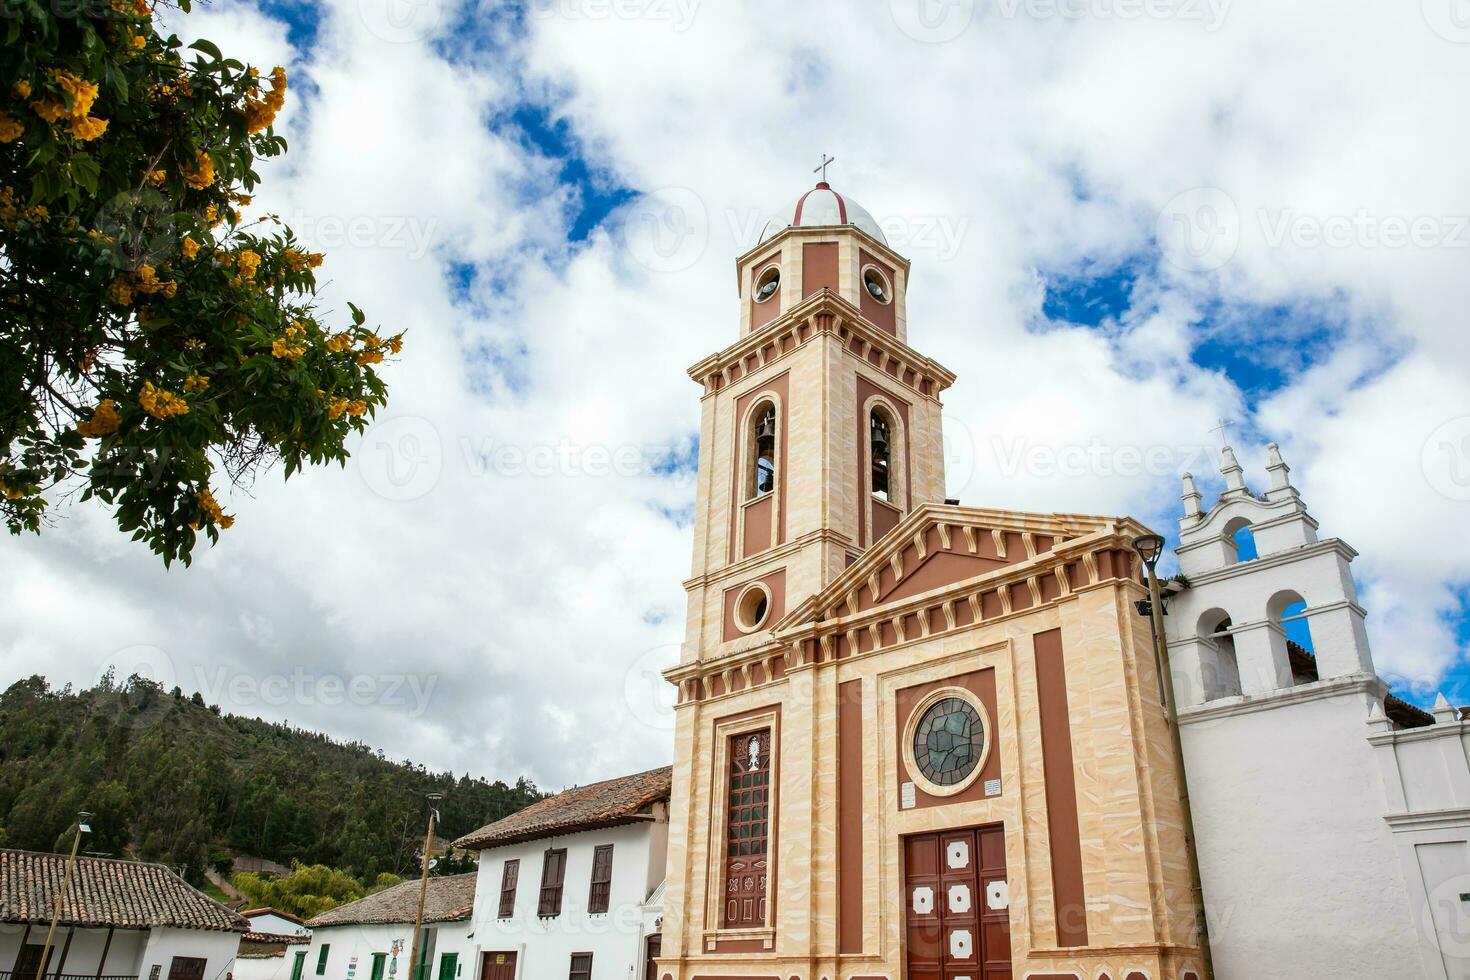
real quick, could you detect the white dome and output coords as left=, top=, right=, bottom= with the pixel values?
left=756, top=182, right=886, bottom=246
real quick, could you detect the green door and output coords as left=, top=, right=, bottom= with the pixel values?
left=369, top=954, right=386, bottom=980
left=291, top=953, right=307, bottom=980
left=436, top=954, right=457, bottom=980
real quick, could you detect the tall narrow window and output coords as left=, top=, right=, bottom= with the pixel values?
left=723, top=728, right=771, bottom=928
left=588, top=844, right=614, bottom=914
left=870, top=409, right=891, bottom=500
left=497, top=859, right=519, bottom=918
left=316, top=946, right=330, bottom=976
left=750, top=405, right=777, bottom=498
left=538, top=848, right=567, bottom=917
left=568, top=954, right=593, bottom=980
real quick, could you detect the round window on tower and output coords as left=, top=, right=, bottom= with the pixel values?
left=902, top=687, right=991, bottom=796
left=862, top=265, right=892, bottom=305
left=734, top=581, right=773, bottom=633
left=753, top=265, right=781, bottom=303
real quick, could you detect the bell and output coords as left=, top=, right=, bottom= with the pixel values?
left=870, top=419, right=889, bottom=456
left=756, top=414, right=777, bottom=441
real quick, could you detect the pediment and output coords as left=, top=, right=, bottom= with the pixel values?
left=783, top=503, right=1119, bottom=627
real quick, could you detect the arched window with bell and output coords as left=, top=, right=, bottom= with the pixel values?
left=870, top=408, right=892, bottom=501
left=749, top=402, right=778, bottom=499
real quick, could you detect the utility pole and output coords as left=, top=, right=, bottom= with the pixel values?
left=1134, top=535, right=1215, bottom=980
left=35, top=813, right=91, bottom=980
left=406, top=794, right=442, bottom=980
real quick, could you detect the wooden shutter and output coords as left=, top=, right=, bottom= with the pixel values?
left=588, top=844, right=614, bottom=914
left=538, top=848, right=567, bottom=917
left=498, top=859, right=519, bottom=918
left=723, top=727, right=772, bottom=928
left=568, top=954, right=593, bottom=980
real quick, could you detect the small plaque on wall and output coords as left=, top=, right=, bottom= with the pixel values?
left=901, top=780, right=916, bottom=809
left=984, top=778, right=1002, bottom=797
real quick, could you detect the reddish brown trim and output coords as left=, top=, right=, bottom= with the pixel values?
left=1034, top=627, right=1088, bottom=947
left=802, top=242, right=838, bottom=298
left=856, top=376, right=911, bottom=547
left=721, top=569, right=787, bottom=643
left=894, top=668, right=1000, bottom=810
left=727, top=372, right=789, bottom=564
left=837, top=679, right=864, bottom=955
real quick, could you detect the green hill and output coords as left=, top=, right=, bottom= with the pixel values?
left=0, top=674, right=542, bottom=884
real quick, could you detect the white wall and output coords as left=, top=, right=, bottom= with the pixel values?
left=241, top=916, right=307, bottom=939
left=1370, top=700, right=1470, bottom=979
left=1, top=926, right=148, bottom=979
left=469, top=819, right=665, bottom=980
left=302, top=921, right=473, bottom=980
left=232, top=948, right=305, bottom=980
left=138, top=929, right=240, bottom=980
left=1180, top=679, right=1426, bottom=980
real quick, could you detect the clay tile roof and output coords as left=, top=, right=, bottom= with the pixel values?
left=452, top=766, right=672, bottom=851
left=0, top=849, right=248, bottom=932
left=305, top=874, right=476, bottom=929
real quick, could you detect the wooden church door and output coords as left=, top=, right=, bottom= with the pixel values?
left=904, top=825, right=1012, bottom=980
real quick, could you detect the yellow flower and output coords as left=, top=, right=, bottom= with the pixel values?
left=76, top=400, right=122, bottom=438
left=107, top=278, right=133, bottom=305
left=128, top=32, right=146, bottom=51
left=148, top=168, right=166, bottom=185
left=355, top=350, right=384, bottom=366
left=182, top=373, right=209, bottom=394
left=67, top=115, right=108, bottom=141
left=203, top=203, right=220, bottom=226
left=12, top=81, right=31, bottom=99
left=139, top=381, right=189, bottom=419
left=347, top=400, right=368, bottom=416
left=184, top=338, right=205, bottom=351
left=243, top=66, right=287, bottom=133
left=235, top=249, right=261, bottom=279
left=194, top=487, right=234, bottom=529
left=327, top=397, right=349, bottom=419
left=0, top=112, right=21, bottom=143
left=29, top=98, right=69, bottom=123
left=52, top=70, right=98, bottom=118
left=181, top=151, right=215, bottom=190
left=181, top=236, right=199, bottom=259
left=271, top=337, right=305, bottom=359
left=387, top=336, right=404, bottom=354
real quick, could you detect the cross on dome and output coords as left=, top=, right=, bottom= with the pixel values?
left=813, top=153, right=836, bottom=183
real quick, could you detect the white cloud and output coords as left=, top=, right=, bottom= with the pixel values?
left=6, top=0, right=1468, bottom=790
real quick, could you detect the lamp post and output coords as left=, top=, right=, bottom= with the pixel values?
left=35, top=812, right=91, bottom=980
left=407, top=793, right=443, bottom=980
left=1133, top=534, right=1214, bottom=980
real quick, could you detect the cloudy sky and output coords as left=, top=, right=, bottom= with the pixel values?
left=4, top=0, right=1469, bottom=792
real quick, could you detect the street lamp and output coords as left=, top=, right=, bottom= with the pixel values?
left=408, top=793, right=444, bottom=980
left=35, top=812, right=92, bottom=980
left=1132, top=534, right=1214, bottom=980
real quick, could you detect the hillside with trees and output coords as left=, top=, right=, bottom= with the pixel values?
left=0, top=674, right=541, bottom=885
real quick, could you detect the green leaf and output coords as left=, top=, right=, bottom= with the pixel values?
left=188, top=38, right=223, bottom=61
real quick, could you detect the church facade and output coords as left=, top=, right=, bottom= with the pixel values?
left=658, top=180, right=1206, bottom=980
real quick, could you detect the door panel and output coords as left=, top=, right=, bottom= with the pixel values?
left=905, top=825, right=1011, bottom=980
left=479, top=952, right=516, bottom=980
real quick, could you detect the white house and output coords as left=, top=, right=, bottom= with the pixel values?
left=0, top=849, right=247, bottom=980
left=1165, top=443, right=1470, bottom=979
left=302, top=876, right=475, bottom=980
left=451, top=766, right=670, bottom=980
left=233, top=910, right=310, bottom=980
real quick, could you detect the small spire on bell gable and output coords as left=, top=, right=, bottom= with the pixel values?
left=1219, top=445, right=1247, bottom=494
left=1265, top=441, right=1297, bottom=498
left=1182, top=471, right=1204, bottom=518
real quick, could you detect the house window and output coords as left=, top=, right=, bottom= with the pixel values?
left=723, top=728, right=771, bottom=928
left=167, top=958, right=207, bottom=980
left=749, top=404, right=777, bottom=498
left=568, top=953, right=593, bottom=980
left=538, top=848, right=568, bottom=917
left=588, top=844, right=614, bottom=914
left=316, top=946, right=331, bottom=976
left=498, top=859, right=519, bottom=918
left=870, top=408, right=892, bottom=500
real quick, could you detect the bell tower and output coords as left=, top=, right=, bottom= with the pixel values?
left=679, top=176, right=957, bottom=664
